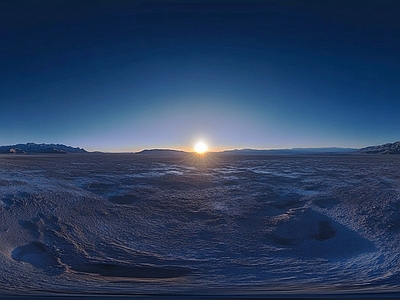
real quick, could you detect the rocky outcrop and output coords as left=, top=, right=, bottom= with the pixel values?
left=359, top=141, right=400, bottom=154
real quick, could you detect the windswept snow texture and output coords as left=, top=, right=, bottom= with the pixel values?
left=1, top=153, right=400, bottom=295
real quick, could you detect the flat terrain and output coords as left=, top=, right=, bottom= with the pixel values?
left=1, top=153, right=400, bottom=297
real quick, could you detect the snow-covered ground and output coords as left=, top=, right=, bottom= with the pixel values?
left=1, top=153, right=400, bottom=295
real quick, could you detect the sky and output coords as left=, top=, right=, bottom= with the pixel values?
left=1, top=0, right=399, bottom=152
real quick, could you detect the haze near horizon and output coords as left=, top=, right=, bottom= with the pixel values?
left=1, top=1, right=399, bottom=152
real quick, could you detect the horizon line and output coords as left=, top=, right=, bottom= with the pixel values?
left=2, top=141, right=400, bottom=154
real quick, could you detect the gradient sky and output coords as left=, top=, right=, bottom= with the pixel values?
left=1, top=1, right=399, bottom=152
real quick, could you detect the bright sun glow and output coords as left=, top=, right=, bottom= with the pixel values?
left=194, top=141, right=208, bottom=154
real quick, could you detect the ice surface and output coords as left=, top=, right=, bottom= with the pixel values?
left=1, top=153, right=400, bottom=295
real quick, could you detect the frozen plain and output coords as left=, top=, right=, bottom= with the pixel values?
left=1, top=153, right=400, bottom=297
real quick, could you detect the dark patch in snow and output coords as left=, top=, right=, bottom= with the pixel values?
left=86, top=182, right=118, bottom=194
left=11, top=242, right=64, bottom=275
left=18, top=220, right=40, bottom=238
left=108, top=194, right=141, bottom=205
left=312, top=220, right=337, bottom=241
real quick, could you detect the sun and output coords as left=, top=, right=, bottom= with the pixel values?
left=194, top=141, right=208, bottom=154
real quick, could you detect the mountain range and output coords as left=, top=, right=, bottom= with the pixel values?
left=226, top=142, right=400, bottom=155
left=0, top=143, right=87, bottom=154
left=358, top=141, right=400, bottom=154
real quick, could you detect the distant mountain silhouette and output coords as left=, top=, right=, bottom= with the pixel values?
left=222, top=147, right=357, bottom=155
left=135, top=149, right=187, bottom=155
left=0, top=143, right=87, bottom=154
left=359, top=141, right=400, bottom=154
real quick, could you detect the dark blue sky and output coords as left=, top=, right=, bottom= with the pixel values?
left=1, top=1, right=399, bottom=151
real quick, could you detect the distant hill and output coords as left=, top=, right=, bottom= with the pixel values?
left=135, top=149, right=186, bottom=155
left=359, top=141, right=400, bottom=154
left=222, top=147, right=357, bottom=155
left=0, top=143, right=87, bottom=154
